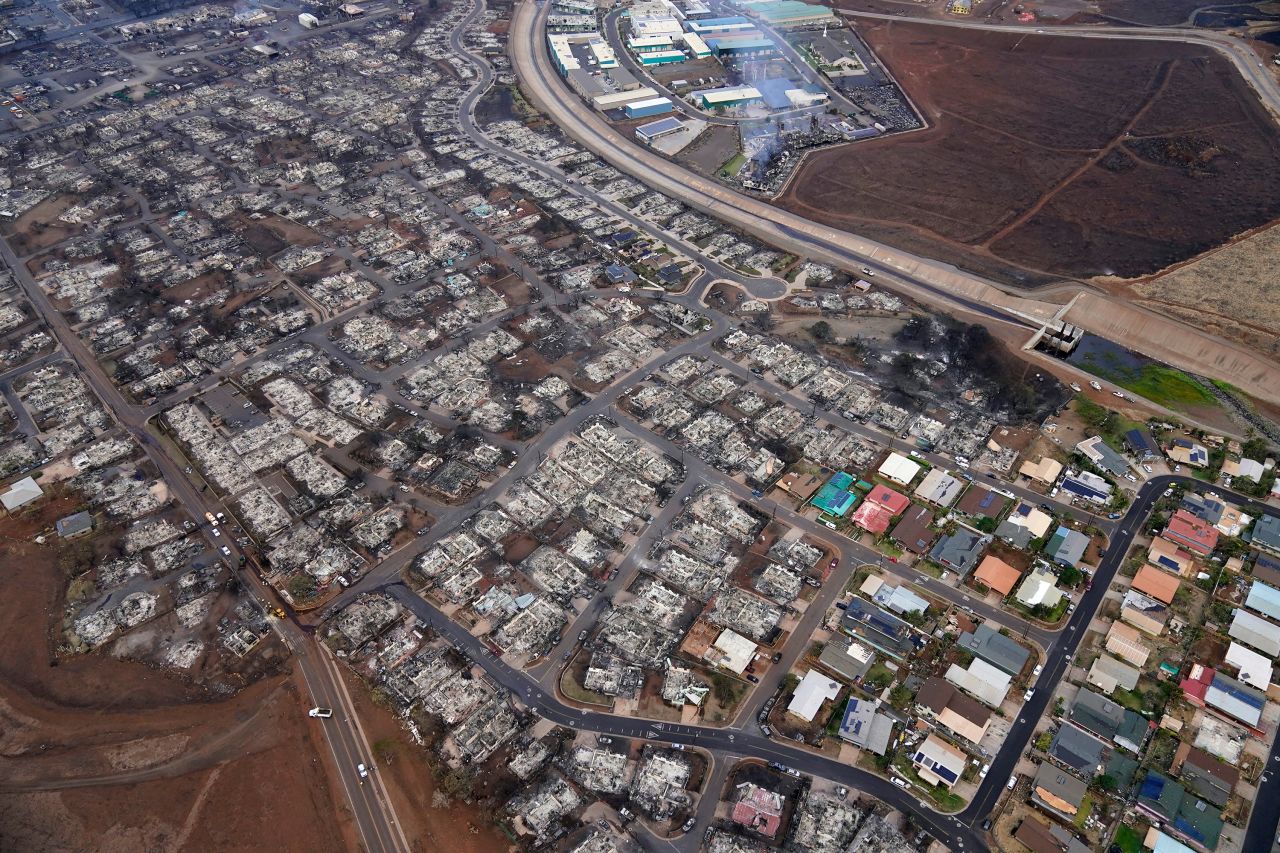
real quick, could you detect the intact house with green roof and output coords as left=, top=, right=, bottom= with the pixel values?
left=1136, top=770, right=1223, bottom=851
left=811, top=471, right=859, bottom=517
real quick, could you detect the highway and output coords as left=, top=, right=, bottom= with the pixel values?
left=510, top=1, right=1052, bottom=334
left=505, top=0, right=1280, bottom=413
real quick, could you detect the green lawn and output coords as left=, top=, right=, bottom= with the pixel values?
left=719, top=151, right=747, bottom=177
left=1077, top=358, right=1217, bottom=411
left=1074, top=794, right=1094, bottom=829
left=1114, top=824, right=1143, bottom=853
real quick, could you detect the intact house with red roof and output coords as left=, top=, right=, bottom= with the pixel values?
left=851, top=484, right=911, bottom=535
left=1163, top=510, right=1219, bottom=557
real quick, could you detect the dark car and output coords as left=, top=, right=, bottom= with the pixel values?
left=746, top=674, right=759, bottom=683
left=981, top=819, right=992, bottom=831
left=771, top=652, right=782, bottom=663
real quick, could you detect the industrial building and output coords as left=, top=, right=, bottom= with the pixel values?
left=639, top=49, right=688, bottom=65
left=593, top=86, right=661, bottom=111
left=740, top=0, right=837, bottom=28
left=696, top=84, right=762, bottom=109
left=635, top=116, right=687, bottom=143
left=548, top=32, right=618, bottom=75
left=625, top=96, right=675, bottom=118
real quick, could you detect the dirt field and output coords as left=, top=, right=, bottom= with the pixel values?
left=1128, top=222, right=1280, bottom=357
left=0, top=499, right=351, bottom=853
left=777, top=22, right=1280, bottom=284
left=337, top=668, right=508, bottom=853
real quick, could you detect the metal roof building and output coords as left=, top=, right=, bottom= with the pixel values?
left=958, top=623, right=1030, bottom=675
left=1228, top=608, right=1280, bottom=657
left=1205, top=671, right=1264, bottom=728
left=787, top=669, right=841, bottom=722
left=1245, top=579, right=1280, bottom=621
left=1, top=476, right=43, bottom=511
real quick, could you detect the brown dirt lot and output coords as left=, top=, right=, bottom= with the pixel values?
left=0, top=500, right=350, bottom=853
left=777, top=22, right=1280, bottom=283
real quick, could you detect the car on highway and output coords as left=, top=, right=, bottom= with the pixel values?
left=309, top=707, right=333, bottom=718
left=357, top=762, right=369, bottom=779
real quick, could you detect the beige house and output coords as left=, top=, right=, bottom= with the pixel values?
left=1105, top=621, right=1151, bottom=667
left=1019, top=456, right=1063, bottom=485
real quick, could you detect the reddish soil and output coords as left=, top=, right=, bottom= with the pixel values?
left=777, top=22, right=1280, bottom=283
left=0, top=499, right=351, bottom=853
left=337, top=668, right=508, bottom=853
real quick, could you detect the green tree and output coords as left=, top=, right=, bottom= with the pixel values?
left=1059, top=565, right=1083, bottom=587
left=1092, top=774, right=1117, bottom=793
left=808, top=320, right=834, bottom=343
left=287, top=572, right=317, bottom=601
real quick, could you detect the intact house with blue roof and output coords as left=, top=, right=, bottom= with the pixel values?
left=1045, top=525, right=1089, bottom=568
left=929, top=529, right=986, bottom=575
left=1245, top=579, right=1280, bottom=621
left=1136, top=770, right=1224, bottom=852
left=1250, top=513, right=1280, bottom=555
left=957, top=623, right=1030, bottom=676
left=837, top=697, right=894, bottom=755
left=604, top=263, right=638, bottom=285
left=810, top=471, right=859, bottom=517
left=1125, top=427, right=1159, bottom=460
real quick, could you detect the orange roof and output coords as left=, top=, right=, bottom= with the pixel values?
left=973, top=555, right=1022, bottom=596
left=1133, top=564, right=1181, bottom=604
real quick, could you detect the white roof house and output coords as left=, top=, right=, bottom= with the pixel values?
left=878, top=452, right=921, bottom=486
left=914, top=468, right=963, bottom=507
left=787, top=670, right=841, bottom=722
left=1224, top=641, right=1273, bottom=691
left=1, top=476, right=43, bottom=511
left=1229, top=608, right=1280, bottom=657
left=945, top=658, right=1011, bottom=708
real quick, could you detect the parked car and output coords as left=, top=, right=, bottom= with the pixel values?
left=892, top=777, right=908, bottom=789
left=746, top=674, right=759, bottom=683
